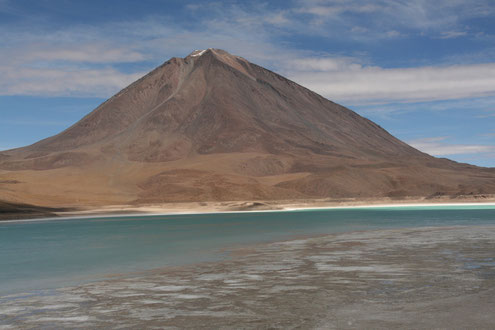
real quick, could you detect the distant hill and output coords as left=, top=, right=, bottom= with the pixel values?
left=1, top=48, right=494, bottom=207
left=0, top=200, right=65, bottom=220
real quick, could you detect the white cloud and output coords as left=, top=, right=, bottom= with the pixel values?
left=438, top=31, right=468, bottom=39
left=0, top=1, right=494, bottom=102
left=23, top=44, right=146, bottom=63
left=0, top=12, right=302, bottom=97
left=295, top=0, right=495, bottom=35
left=286, top=61, right=495, bottom=104
left=0, top=23, right=151, bottom=97
left=264, top=12, right=290, bottom=25
left=352, top=96, right=495, bottom=119
left=2, top=21, right=495, bottom=103
left=386, top=30, right=401, bottom=38
left=296, top=1, right=379, bottom=17
left=285, top=57, right=362, bottom=72
left=409, top=137, right=495, bottom=156
left=0, top=66, right=144, bottom=97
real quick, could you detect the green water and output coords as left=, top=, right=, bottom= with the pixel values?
left=0, top=205, right=494, bottom=295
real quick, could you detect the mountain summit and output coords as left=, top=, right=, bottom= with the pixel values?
left=1, top=49, right=494, bottom=206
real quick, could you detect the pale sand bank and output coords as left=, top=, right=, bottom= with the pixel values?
left=2, top=194, right=494, bottom=222
left=1, top=225, right=494, bottom=328
left=52, top=195, right=495, bottom=219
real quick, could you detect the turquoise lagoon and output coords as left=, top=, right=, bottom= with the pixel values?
left=1, top=205, right=494, bottom=295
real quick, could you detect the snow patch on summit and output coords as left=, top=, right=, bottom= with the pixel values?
left=191, top=49, right=207, bottom=57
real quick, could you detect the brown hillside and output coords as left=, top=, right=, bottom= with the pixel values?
left=1, top=48, right=494, bottom=207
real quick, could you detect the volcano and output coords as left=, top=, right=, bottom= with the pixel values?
left=1, top=48, right=494, bottom=207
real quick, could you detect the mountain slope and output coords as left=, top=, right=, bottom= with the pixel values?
left=1, top=49, right=494, bottom=206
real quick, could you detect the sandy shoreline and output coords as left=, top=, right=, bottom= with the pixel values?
left=2, top=225, right=495, bottom=328
left=0, top=197, right=495, bottom=223
left=2, top=195, right=494, bottom=223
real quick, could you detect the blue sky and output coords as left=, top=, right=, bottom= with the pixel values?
left=0, top=0, right=494, bottom=166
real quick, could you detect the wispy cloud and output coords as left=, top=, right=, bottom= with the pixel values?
left=352, top=97, right=495, bottom=120
left=409, top=137, right=495, bottom=156
left=438, top=31, right=468, bottom=39
left=0, top=0, right=494, bottom=103
left=22, top=44, right=145, bottom=63
left=294, top=0, right=494, bottom=37
left=0, top=10, right=297, bottom=97
left=285, top=61, right=495, bottom=104
left=3, top=21, right=495, bottom=103
left=0, top=66, right=144, bottom=97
